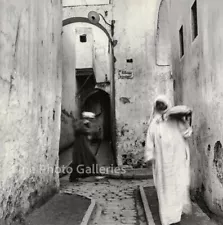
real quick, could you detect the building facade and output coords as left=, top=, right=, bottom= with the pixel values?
left=61, top=0, right=173, bottom=167
left=169, top=0, right=223, bottom=216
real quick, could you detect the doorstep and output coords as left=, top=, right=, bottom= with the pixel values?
left=104, top=167, right=153, bottom=179
left=60, top=160, right=153, bottom=180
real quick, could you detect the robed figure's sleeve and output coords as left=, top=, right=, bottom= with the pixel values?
left=144, top=126, right=155, bottom=162
left=178, top=119, right=193, bottom=139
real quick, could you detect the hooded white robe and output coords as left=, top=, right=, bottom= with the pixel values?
left=145, top=98, right=192, bottom=225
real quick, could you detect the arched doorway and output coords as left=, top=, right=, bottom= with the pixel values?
left=59, top=16, right=116, bottom=172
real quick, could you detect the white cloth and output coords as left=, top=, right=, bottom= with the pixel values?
left=147, top=95, right=171, bottom=127
left=144, top=99, right=192, bottom=225
left=82, top=112, right=95, bottom=119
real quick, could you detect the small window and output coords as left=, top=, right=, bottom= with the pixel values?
left=126, top=59, right=133, bottom=63
left=80, top=34, right=87, bottom=43
left=179, top=26, right=184, bottom=58
left=191, top=0, right=198, bottom=40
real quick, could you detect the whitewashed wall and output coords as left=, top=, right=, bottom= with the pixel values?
left=0, top=0, right=62, bottom=223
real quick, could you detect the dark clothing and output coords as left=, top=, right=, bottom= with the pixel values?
left=69, top=119, right=100, bottom=181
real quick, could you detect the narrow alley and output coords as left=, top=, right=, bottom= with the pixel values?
left=1, top=0, right=223, bottom=224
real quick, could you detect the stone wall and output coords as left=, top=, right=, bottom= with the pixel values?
left=60, top=23, right=79, bottom=150
left=0, top=0, right=62, bottom=223
left=169, top=0, right=223, bottom=216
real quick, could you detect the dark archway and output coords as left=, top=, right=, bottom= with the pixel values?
left=82, top=88, right=114, bottom=166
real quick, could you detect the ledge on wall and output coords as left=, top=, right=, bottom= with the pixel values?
left=63, top=0, right=110, bottom=7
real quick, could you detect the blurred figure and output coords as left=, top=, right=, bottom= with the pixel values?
left=69, top=112, right=100, bottom=182
left=144, top=96, right=192, bottom=225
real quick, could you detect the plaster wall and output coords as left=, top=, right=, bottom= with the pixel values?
left=0, top=0, right=62, bottom=223
left=113, top=0, right=173, bottom=166
left=60, top=24, right=78, bottom=150
left=169, top=0, right=223, bottom=216
left=71, top=23, right=111, bottom=83
left=62, top=0, right=173, bottom=166
left=75, top=27, right=93, bottom=69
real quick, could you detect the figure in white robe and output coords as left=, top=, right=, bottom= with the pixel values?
left=144, top=96, right=192, bottom=225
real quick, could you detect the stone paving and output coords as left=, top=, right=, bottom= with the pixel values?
left=60, top=176, right=153, bottom=225
left=25, top=194, right=90, bottom=225
left=135, top=188, right=148, bottom=225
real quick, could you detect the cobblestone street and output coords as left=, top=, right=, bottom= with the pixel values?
left=60, top=176, right=153, bottom=225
